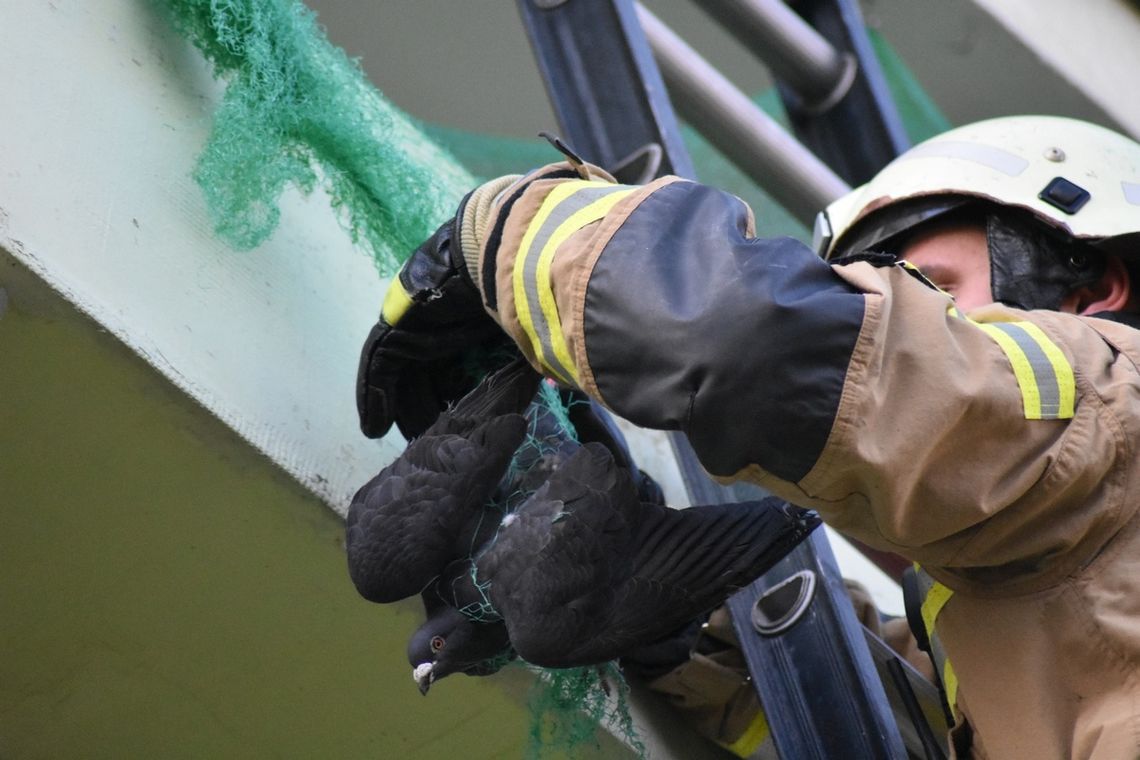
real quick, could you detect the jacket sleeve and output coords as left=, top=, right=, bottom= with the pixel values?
left=468, top=164, right=865, bottom=486
left=466, top=163, right=1140, bottom=589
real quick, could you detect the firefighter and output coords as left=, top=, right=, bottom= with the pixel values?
left=357, top=115, right=1140, bottom=758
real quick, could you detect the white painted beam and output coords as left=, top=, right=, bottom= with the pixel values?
left=0, top=1, right=412, bottom=511
left=0, top=0, right=694, bottom=517
left=969, top=0, right=1140, bottom=139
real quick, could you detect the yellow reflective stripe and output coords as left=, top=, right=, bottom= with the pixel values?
left=721, top=707, right=770, bottom=758
left=513, top=182, right=605, bottom=380
left=1018, top=321, right=1076, bottom=418
left=975, top=323, right=1044, bottom=418
left=942, top=659, right=959, bottom=716
left=513, top=181, right=628, bottom=382
left=920, top=579, right=953, bottom=635
left=535, top=188, right=634, bottom=383
left=948, top=309, right=1076, bottom=420
left=915, top=566, right=960, bottom=718
left=900, top=260, right=951, bottom=297
left=380, top=276, right=414, bottom=325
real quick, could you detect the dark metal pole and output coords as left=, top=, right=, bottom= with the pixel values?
left=515, top=3, right=910, bottom=757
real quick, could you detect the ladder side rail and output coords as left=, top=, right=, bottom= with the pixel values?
left=516, top=0, right=695, bottom=182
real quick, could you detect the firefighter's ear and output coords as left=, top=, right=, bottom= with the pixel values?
left=1062, top=256, right=1132, bottom=316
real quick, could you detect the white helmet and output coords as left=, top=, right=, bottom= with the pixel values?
left=816, top=115, right=1140, bottom=260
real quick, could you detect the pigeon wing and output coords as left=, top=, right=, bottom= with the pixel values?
left=443, top=357, right=542, bottom=431
left=477, top=443, right=639, bottom=667
left=345, top=359, right=540, bottom=604
left=480, top=441, right=819, bottom=666
left=567, top=497, right=820, bottom=663
left=345, top=412, right=527, bottom=603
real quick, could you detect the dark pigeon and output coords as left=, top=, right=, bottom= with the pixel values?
left=345, top=360, right=818, bottom=694
left=408, top=441, right=817, bottom=692
left=470, top=443, right=820, bottom=669
left=403, top=390, right=614, bottom=693
left=344, top=358, right=541, bottom=604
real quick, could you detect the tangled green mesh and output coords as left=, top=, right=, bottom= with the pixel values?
left=157, top=0, right=474, bottom=274
left=527, top=663, right=644, bottom=760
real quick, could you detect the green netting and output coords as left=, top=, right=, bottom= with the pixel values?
left=159, top=0, right=948, bottom=278
left=157, top=0, right=474, bottom=275
left=526, top=663, right=644, bottom=760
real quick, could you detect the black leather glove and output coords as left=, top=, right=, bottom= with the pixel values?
left=356, top=199, right=516, bottom=440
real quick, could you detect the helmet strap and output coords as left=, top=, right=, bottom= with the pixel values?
left=987, top=214, right=1106, bottom=311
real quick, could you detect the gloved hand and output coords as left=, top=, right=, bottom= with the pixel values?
left=356, top=188, right=517, bottom=440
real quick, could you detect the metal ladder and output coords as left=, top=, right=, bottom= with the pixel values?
left=515, top=1, right=948, bottom=757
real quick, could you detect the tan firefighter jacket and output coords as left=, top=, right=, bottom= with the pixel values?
left=457, top=161, right=1140, bottom=759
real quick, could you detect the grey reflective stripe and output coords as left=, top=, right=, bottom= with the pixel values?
left=520, top=185, right=628, bottom=382
left=901, top=140, right=1029, bottom=177
left=1124, top=181, right=1140, bottom=206
left=981, top=321, right=1063, bottom=418
left=914, top=566, right=957, bottom=715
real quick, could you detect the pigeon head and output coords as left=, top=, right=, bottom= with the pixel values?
left=407, top=607, right=513, bottom=695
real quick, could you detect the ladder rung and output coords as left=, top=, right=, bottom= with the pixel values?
left=701, top=0, right=856, bottom=110
left=636, top=2, right=850, bottom=223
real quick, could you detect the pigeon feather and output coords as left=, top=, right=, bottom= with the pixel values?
left=476, top=442, right=820, bottom=668
left=345, top=359, right=540, bottom=603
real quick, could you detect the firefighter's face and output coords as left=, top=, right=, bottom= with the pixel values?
left=901, top=222, right=993, bottom=311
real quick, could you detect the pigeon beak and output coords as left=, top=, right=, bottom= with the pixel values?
left=413, top=662, right=434, bottom=696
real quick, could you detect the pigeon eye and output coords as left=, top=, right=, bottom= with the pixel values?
left=430, top=635, right=445, bottom=653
